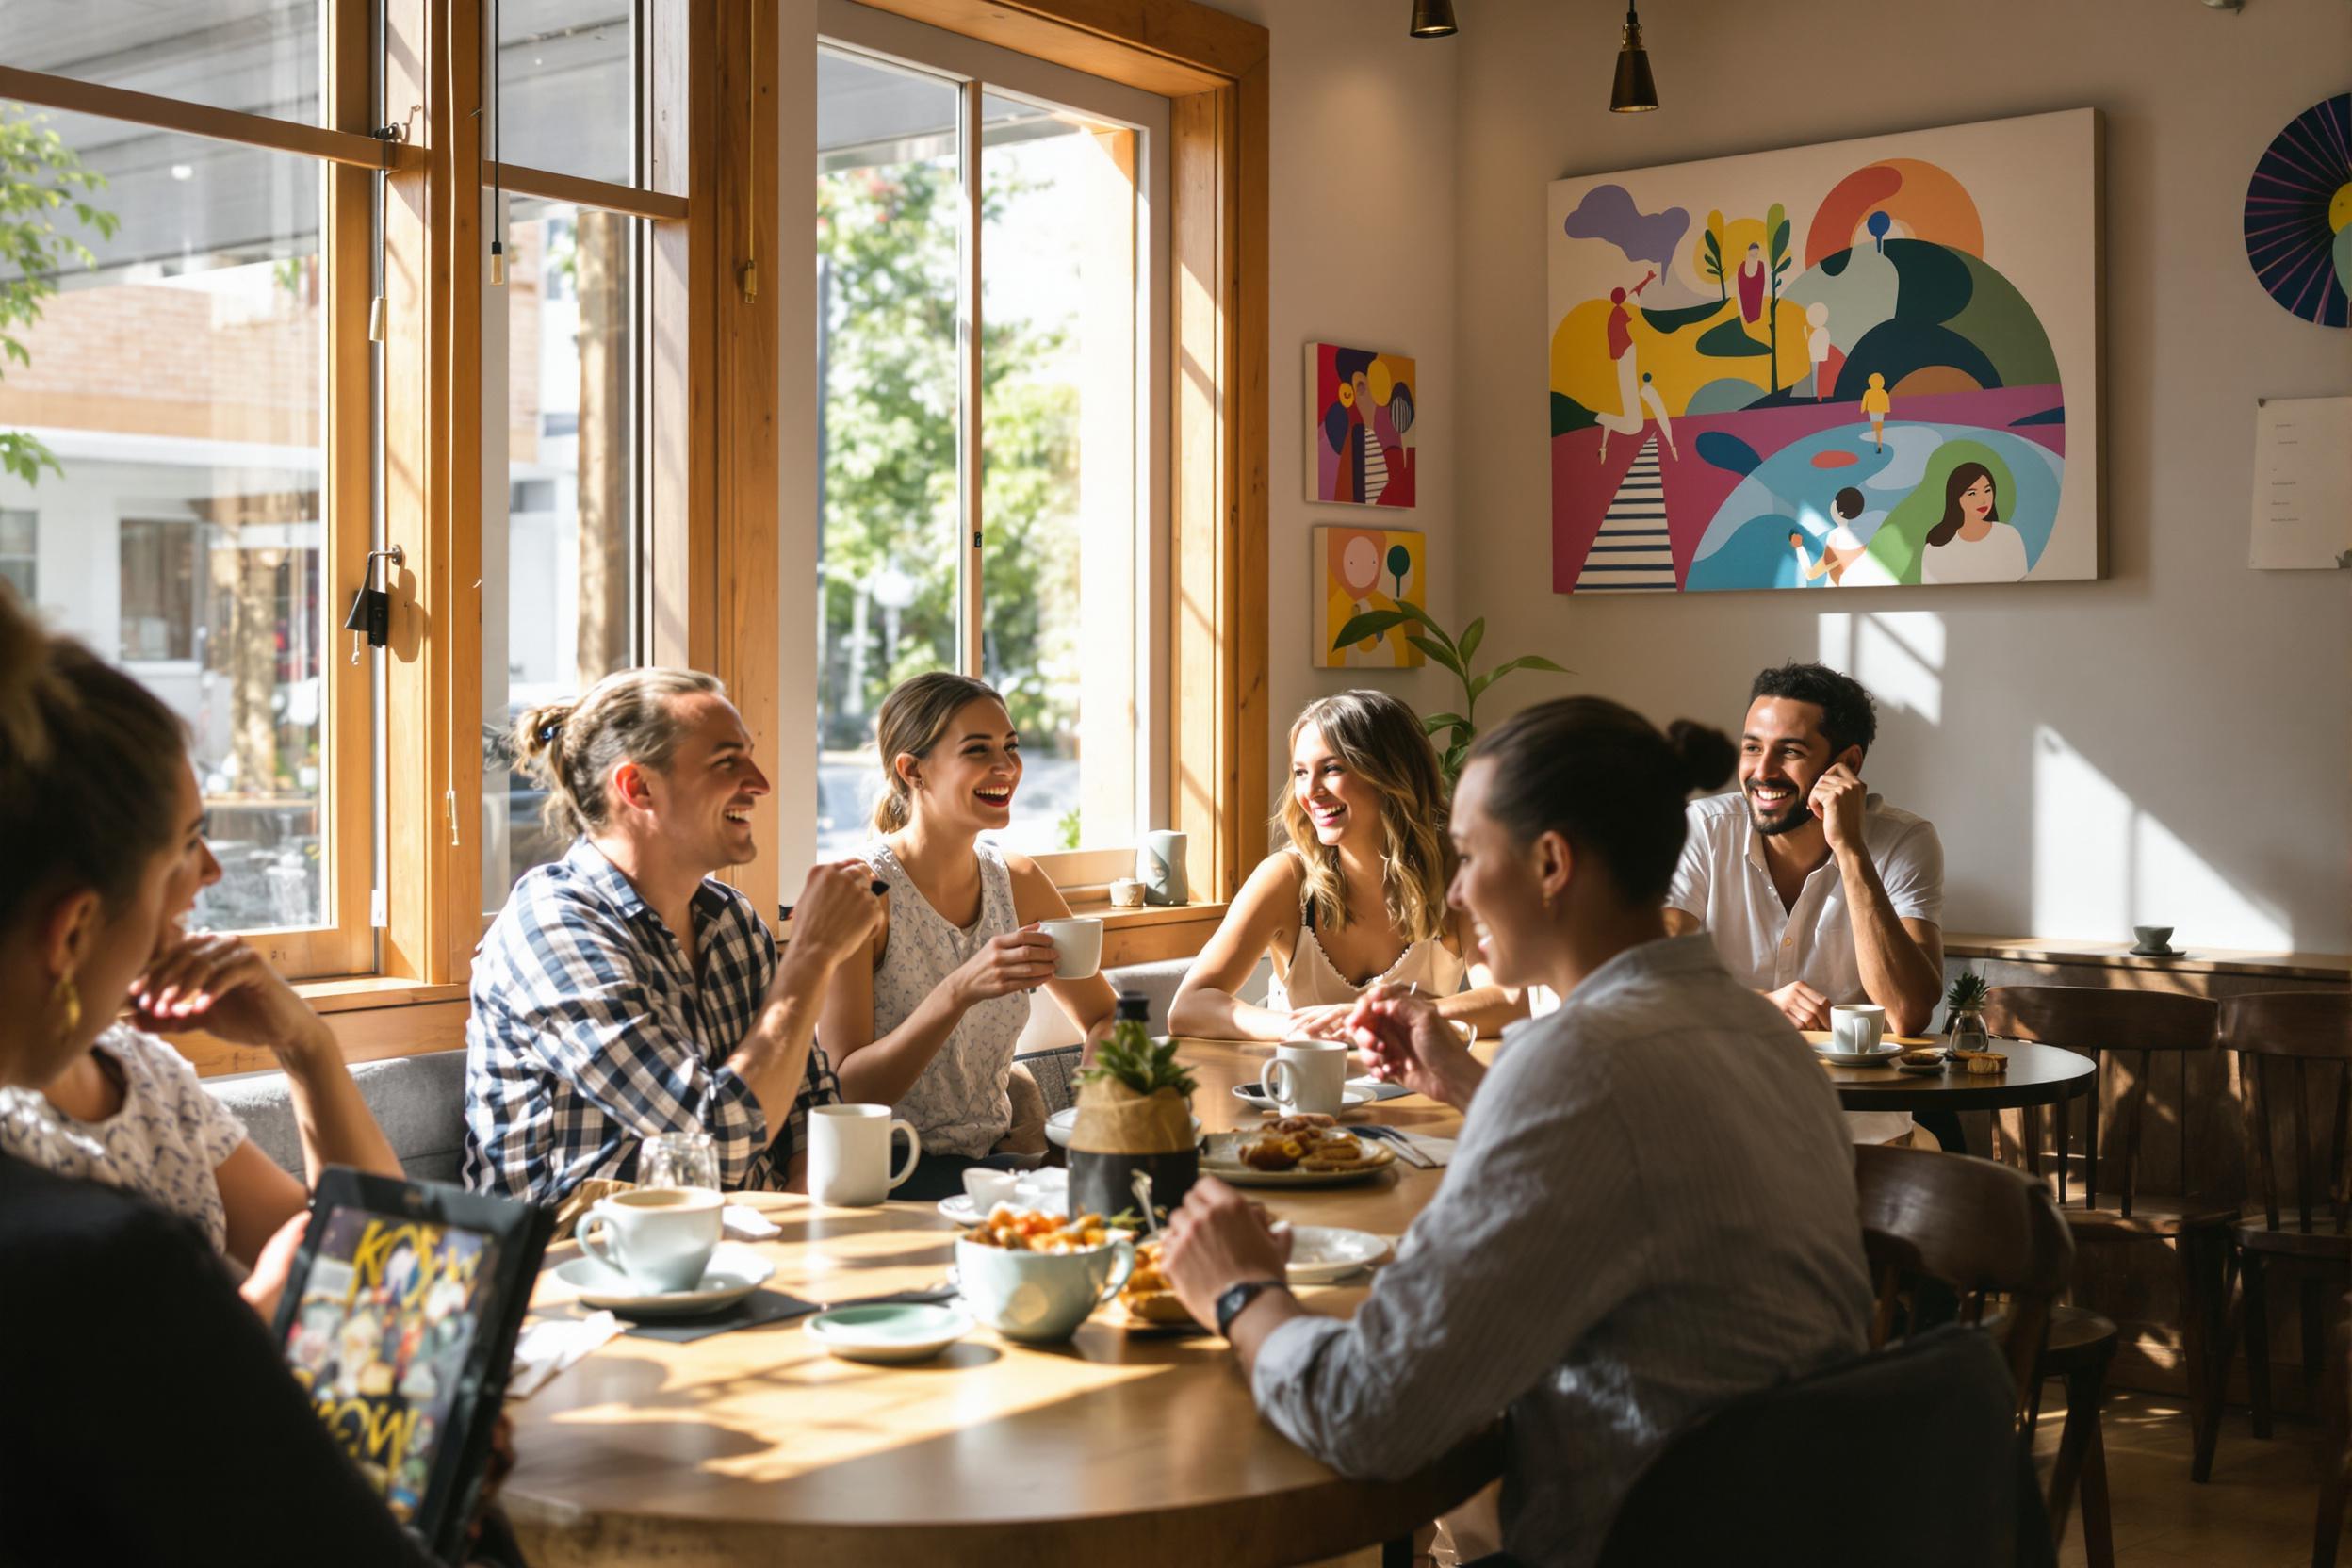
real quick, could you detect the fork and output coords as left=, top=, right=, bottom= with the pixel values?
left=1355, top=1125, right=1434, bottom=1169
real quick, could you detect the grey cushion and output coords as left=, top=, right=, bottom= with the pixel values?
left=205, top=1049, right=470, bottom=1185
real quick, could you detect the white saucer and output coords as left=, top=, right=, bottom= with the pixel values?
left=2130, top=946, right=2185, bottom=958
left=936, top=1166, right=1069, bottom=1224
left=1815, top=1044, right=1904, bottom=1067
left=1043, top=1107, right=1204, bottom=1150
left=554, top=1242, right=775, bottom=1317
left=1231, top=1082, right=1379, bottom=1114
left=1283, top=1225, right=1388, bottom=1283
left=806, top=1302, right=973, bottom=1364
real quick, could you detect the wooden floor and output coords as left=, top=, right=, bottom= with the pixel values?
left=1316, top=1384, right=2342, bottom=1567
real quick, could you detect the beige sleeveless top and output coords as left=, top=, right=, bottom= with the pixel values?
left=1265, top=854, right=1466, bottom=1011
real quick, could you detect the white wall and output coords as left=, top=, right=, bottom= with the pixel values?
left=1216, top=0, right=2347, bottom=953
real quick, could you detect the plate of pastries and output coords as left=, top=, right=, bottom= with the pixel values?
left=1200, top=1115, right=1399, bottom=1187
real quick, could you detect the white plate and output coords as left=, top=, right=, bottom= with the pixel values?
left=936, top=1166, right=1070, bottom=1224
left=805, top=1302, right=973, bottom=1364
left=553, top=1242, right=775, bottom=1317
left=1230, top=1081, right=1380, bottom=1114
left=1283, top=1225, right=1388, bottom=1283
left=1199, top=1131, right=1399, bottom=1187
left=1043, top=1107, right=1203, bottom=1151
left=1815, top=1044, right=1904, bottom=1067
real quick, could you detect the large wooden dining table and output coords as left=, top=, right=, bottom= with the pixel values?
left=499, top=1038, right=1501, bottom=1568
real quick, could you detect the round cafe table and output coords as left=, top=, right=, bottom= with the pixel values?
left=1808, top=1032, right=2098, bottom=1189
left=499, top=1038, right=1499, bottom=1568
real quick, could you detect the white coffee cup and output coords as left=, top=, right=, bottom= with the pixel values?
left=1266, top=1039, right=1350, bottom=1118
left=1831, top=1004, right=1887, bottom=1054
left=962, top=1168, right=1021, bottom=1212
left=579, top=1186, right=723, bottom=1293
left=809, top=1103, right=922, bottom=1207
left=1037, top=917, right=1103, bottom=980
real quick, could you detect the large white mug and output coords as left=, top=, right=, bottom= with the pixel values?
left=1831, top=1004, right=1887, bottom=1054
left=808, top=1103, right=922, bottom=1207
left=1266, top=1039, right=1350, bottom=1118
left=1037, top=917, right=1103, bottom=980
left=579, top=1187, right=723, bottom=1293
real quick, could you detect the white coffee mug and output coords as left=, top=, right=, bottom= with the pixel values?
left=579, top=1186, right=723, bottom=1293
left=1266, top=1039, right=1350, bottom=1118
left=809, top=1103, right=922, bottom=1207
left=1831, top=1004, right=1887, bottom=1054
left=1037, top=917, right=1103, bottom=980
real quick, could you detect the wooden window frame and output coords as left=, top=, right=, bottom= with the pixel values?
left=847, top=0, right=1270, bottom=906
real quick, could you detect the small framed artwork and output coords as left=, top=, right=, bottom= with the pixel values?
left=1308, top=342, right=1417, bottom=507
left=1314, top=524, right=1426, bottom=668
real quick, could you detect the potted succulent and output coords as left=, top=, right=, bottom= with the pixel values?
left=1943, top=971, right=1995, bottom=1058
left=1066, top=995, right=1200, bottom=1222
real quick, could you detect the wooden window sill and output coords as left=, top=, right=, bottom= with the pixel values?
left=291, top=976, right=472, bottom=1013
left=1944, top=934, right=2349, bottom=983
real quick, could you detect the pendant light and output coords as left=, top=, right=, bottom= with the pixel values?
left=1409, top=0, right=1458, bottom=39
left=487, top=0, right=506, bottom=286
left=1610, top=5, right=1658, bottom=112
left=1609, top=5, right=1665, bottom=111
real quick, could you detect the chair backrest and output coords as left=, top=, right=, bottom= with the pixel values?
left=2222, top=990, right=2352, bottom=1235
left=1012, top=1043, right=1085, bottom=1116
left=1854, top=1143, right=2074, bottom=1421
left=1984, top=984, right=2221, bottom=1215
left=1594, top=1325, right=2034, bottom=1568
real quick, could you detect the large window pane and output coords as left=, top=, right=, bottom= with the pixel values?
left=482, top=199, right=642, bottom=901
left=0, top=1, right=324, bottom=125
left=979, top=93, right=1137, bottom=856
left=815, top=46, right=964, bottom=856
left=0, top=110, right=329, bottom=931
left=497, top=4, right=636, bottom=188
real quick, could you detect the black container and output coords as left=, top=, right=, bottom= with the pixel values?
left=1068, top=1143, right=1199, bottom=1224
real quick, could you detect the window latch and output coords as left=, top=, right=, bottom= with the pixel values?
left=342, top=544, right=404, bottom=663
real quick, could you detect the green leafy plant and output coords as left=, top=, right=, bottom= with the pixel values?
left=1055, top=806, right=1082, bottom=852
left=1079, top=1033, right=1198, bottom=1099
left=0, top=105, right=117, bottom=487
left=1944, top=970, right=1989, bottom=1013
left=1330, top=602, right=1569, bottom=785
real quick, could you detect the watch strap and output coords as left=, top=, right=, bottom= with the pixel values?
left=1214, top=1277, right=1288, bottom=1338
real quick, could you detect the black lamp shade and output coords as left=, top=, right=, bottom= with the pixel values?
left=1610, top=9, right=1658, bottom=112
left=1410, top=0, right=1458, bottom=39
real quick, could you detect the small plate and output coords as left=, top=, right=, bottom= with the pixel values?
left=2130, top=945, right=2185, bottom=958
left=1044, top=1107, right=1203, bottom=1150
left=1200, top=1132, right=1399, bottom=1187
left=936, top=1166, right=1070, bottom=1224
left=805, top=1302, right=972, bottom=1364
left=1896, top=1059, right=1948, bottom=1076
left=1284, top=1225, right=1388, bottom=1283
left=554, top=1242, right=775, bottom=1318
left=1815, top=1044, right=1904, bottom=1067
left=1230, top=1081, right=1380, bottom=1114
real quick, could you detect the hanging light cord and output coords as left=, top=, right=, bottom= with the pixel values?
left=740, top=4, right=759, bottom=302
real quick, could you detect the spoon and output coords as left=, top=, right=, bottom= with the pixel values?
left=1131, top=1170, right=1161, bottom=1240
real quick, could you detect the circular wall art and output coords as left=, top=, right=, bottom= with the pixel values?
left=2244, top=91, right=2351, bottom=328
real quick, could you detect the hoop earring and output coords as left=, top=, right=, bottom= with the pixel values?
left=51, top=974, right=81, bottom=1039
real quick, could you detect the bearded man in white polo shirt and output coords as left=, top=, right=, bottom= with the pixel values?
left=1664, top=662, right=1949, bottom=1147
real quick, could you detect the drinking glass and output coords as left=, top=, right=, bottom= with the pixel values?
left=640, top=1130, right=721, bottom=1194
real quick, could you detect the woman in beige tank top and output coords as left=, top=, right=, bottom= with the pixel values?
left=1171, top=691, right=1495, bottom=1041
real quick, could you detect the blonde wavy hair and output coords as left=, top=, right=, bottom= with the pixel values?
left=1275, top=690, right=1451, bottom=944
left=513, top=667, right=728, bottom=840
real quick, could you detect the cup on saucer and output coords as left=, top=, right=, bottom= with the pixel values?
left=2132, top=923, right=2176, bottom=956
left=579, top=1186, right=723, bottom=1293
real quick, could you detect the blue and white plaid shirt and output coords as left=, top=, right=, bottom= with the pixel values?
left=463, top=839, right=840, bottom=1202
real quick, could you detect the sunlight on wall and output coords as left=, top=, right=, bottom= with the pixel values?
left=1818, top=611, right=1945, bottom=727
left=2032, top=726, right=2291, bottom=950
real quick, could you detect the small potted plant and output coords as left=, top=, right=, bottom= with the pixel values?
left=1066, top=995, right=1200, bottom=1221
left=1943, top=971, right=2000, bottom=1070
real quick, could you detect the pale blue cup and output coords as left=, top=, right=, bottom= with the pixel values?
left=954, top=1234, right=1136, bottom=1344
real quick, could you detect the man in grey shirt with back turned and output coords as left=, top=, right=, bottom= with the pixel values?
left=1158, top=697, right=1873, bottom=1568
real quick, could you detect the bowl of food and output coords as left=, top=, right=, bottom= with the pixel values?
left=955, top=1208, right=1136, bottom=1344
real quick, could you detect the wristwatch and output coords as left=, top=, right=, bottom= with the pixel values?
left=1213, top=1277, right=1290, bottom=1339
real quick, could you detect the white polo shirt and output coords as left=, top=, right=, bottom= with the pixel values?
left=1667, top=790, right=1945, bottom=1144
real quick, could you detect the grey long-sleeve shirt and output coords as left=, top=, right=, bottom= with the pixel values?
left=1251, top=933, right=1872, bottom=1567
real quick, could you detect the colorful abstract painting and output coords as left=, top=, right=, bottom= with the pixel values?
left=1309, top=343, right=1417, bottom=507
left=1314, top=525, right=1425, bottom=668
left=1548, top=109, right=2100, bottom=594
left=2244, top=93, right=2351, bottom=329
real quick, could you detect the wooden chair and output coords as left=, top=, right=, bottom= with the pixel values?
left=2219, top=990, right=2352, bottom=1453
left=1593, top=1325, right=2041, bottom=1568
left=2316, top=1295, right=2352, bottom=1568
left=1984, top=985, right=2233, bottom=1481
left=1855, top=1143, right=2096, bottom=1566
